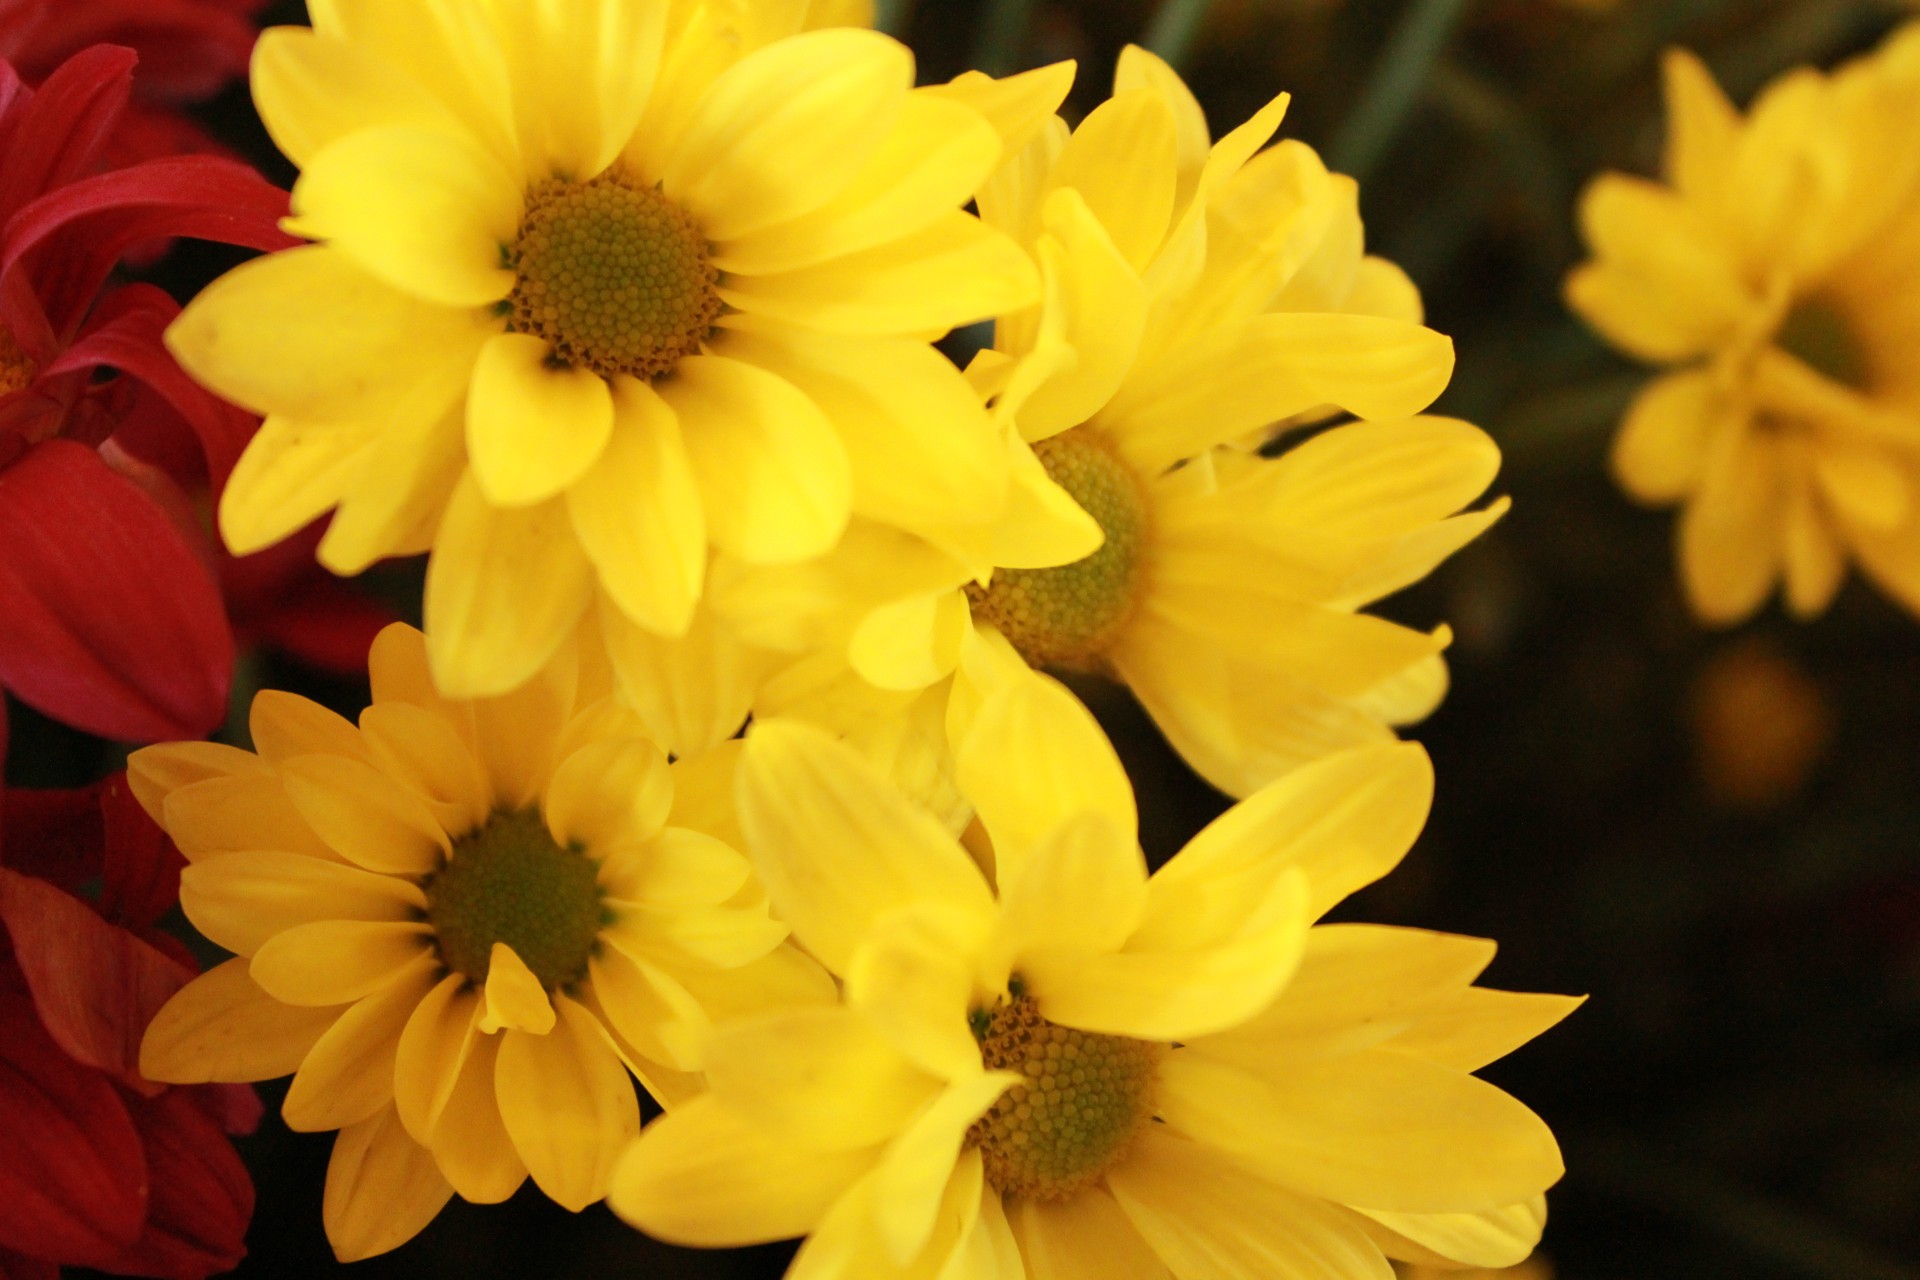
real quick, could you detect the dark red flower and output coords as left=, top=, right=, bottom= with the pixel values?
left=0, top=45, right=295, bottom=742
left=0, top=768, right=257, bottom=1280
left=0, top=0, right=265, bottom=165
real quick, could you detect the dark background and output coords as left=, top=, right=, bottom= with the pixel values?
left=16, top=0, right=1918, bottom=1276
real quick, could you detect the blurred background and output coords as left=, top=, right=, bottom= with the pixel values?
left=16, top=0, right=1918, bottom=1276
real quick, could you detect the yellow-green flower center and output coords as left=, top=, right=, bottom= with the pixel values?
left=0, top=323, right=35, bottom=396
left=965, top=428, right=1149, bottom=670
left=966, top=991, right=1161, bottom=1202
left=505, top=167, right=723, bottom=381
left=1777, top=297, right=1869, bottom=390
left=425, top=809, right=604, bottom=989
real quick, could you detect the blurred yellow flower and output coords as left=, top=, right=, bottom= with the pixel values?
left=1400, top=1259, right=1554, bottom=1280
left=132, top=623, right=829, bottom=1261
left=1568, top=27, right=1920, bottom=623
left=730, top=49, right=1502, bottom=801
left=608, top=674, right=1576, bottom=1276
left=167, top=0, right=1038, bottom=701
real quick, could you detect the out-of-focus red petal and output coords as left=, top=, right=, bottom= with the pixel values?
left=0, top=992, right=147, bottom=1269
left=201, top=1080, right=264, bottom=1137
left=98, top=772, right=186, bottom=929
left=0, top=439, right=233, bottom=741
left=250, top=581, right=397, bottom=676
left=0, top=786, right=102, bottom=890
left=15, top=4, right=258, bottom=99
left=52, top=283, right=256, bottom=486
left=0, top=1246, right=61, bottom=1280
left=101, top=1088, right=253, bottom=1280
left=3, top=154, right=295, bottom=337
left=0, top=866, right=193, bottom=1094
left=0, top=45, right=133, bottom=228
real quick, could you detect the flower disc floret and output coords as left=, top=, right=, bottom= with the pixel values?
left=425, top=808, right=604, bottom=988
left=0, top=324, right=34, bottom=396
left=967, top=429, right=1148, bottom=668
left=506, top=167, right=723, bottom=381
left=966, top=990, right=1160, bottom=1202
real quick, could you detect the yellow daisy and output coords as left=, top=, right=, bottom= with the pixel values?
left=608, top=673, right=1576, bottom=1276
left=165, top=0, right=1045, bottom=700
left=132, top=623, right=830, bottom=1261
left=1567, top=28, right=1920, bottom=623
left=728, top=49, right=1503, bottom=799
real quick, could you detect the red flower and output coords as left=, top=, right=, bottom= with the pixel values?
left=0, top=0, right=265, bottom=165
left=0, top=768, right=259, bottom=1280
left=0, top=45, right=294, bottom=742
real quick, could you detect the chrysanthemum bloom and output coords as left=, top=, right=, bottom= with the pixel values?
left=1567, top=29, right=1920, bottom=623
left=0, top=45, right=293, bottom=742
left=739, top=49, right=1502, bottom=799
left=167, top=0, right=1044, bottom=705
left=610, top=675, right=1575, bottom=1276
left=133, top=623, right=831, bottom=1261
left=0, top=0, right=265, bottom=164
left=0, top=774, right=257, bottom=1280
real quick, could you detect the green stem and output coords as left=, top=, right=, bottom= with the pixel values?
left=872, top=0, right=915, bottom=38
left=971, top=0, right=1035, bottom=76
left=1141, top=0, right=1215, bottom=71
left=1327, top=0, right=1470, bottom=182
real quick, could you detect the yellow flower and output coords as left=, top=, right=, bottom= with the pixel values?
left=132, top=623, right=830, bottom=1261
left=607, top=672, right=1576, bottom=1276
left=166, top=0, right=1043, bottom=700
left=1568, top=28, right=1920, bottom=623
left=730, top=49, right=1501, bottom=799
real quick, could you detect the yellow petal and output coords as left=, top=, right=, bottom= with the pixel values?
left=720, top=209, right=1039, bottom=336
left=1114, top=45, right=1211, bottom=188
left=1105, top=314, right=1455, bottom=474
left=468, top=636, right=580, bottom=809
left=323, top=1105, right=455, bottom=1262
left=597, top=828, right=750, bottom=907
left=663, top=354, right=852, bottom=564
left=1024, top=867, right=1309, bottom=1042
left=141, top=957, right=342, bottom=1084
left=289, top=123, right=518, bottom=307
left=664, top=28, right=910, bottom=241
left=845, top=904, right=989, bottom=1080
left=924, top=62, right=1076, bottom=161
left=997, top=812, right=1149, bottom=961
left=1146, top=742, right=1432, bottom=932
left=1612, top=370, right=1720, bottom=504
left=566, top=377, right=706, bottom=637
left=848, top=590, right=969, bottom=692
left=607, top=1095, right=873, bottom=1246
left=704, top=1006, right=940, bottom=1149
left=127, top=741, right=264, bottom=826
left=178, top=851, right=427, bottom=957
left=1015, top=190, right=1149, bottom=441
left=1042, top=90, right=1176, bottom=272
left=251, top=690, right=369, bottom=766
left=319, top=396, right=472, bottom=573
left=1662, top=49, right=1740, bottom=203
left=495, top=996, right=641, bottom=1210
left=160, top=773, right=335, bottom=863
left=252, top=920, right=435, bottom=1007
left=358, top=701, right=493, bottom=834
left=479, top=944, right=557, bottom=1035
left=367, top=622, right=465, bottom=722
left=955, top=670, right=1136, bottom=882
left=868, top=1073, right=1016, bottom=1262
left=429, top=1032, right=528, bottom=1203
left=489, top=0, right=665, bottom=177
left=586, top=946, right=710, bottom=1072
left=1678, top=425, right=1782, bottom=624
left=989, top=435, right=1106, bottom=568
left=1356, top=1197, right=1546, bottom=1270
left=1813, top=436, right=1909, bottom=532
left=717, top=92, right=1001, bottom=275
left=424, top=472, right=595, bottom=698
left=1382, top=987, right=1586, bottom=1074
left=214, top=415, right=371, bottom=556
left=466, top=333, right=616, bottom=508
left=1009, top=1185, right=1171, bottom=1280
left=1106, top=1126, right=1393, bottom=1280
left=252, top=27, right=453, bottom=168
left=1157, top=1048, right=1564, bottom=1214
left=279, top=754, right=450, bottom=875
left=1265, top=415, right=1502, bottom=541
left=283, top=955, right=438, bottom=1132
left=600, top=600, right=763, bottom=760
left=737, top=718, right=994, bottom=975
left=544, top=737, right=673, bottom=854
left=1783, top=465, right=1846, bottom=619
left=393, top=974, right=481, bottom=1143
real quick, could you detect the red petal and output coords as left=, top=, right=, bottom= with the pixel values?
left=201, top=1081, right=265, bottom=1138
left=51, top=283, right=257, bottom=488
left=99, top=1089, right=253, bottom=1280
left=250, top=582, right=396, bottom=675
left=0, top=439, right=234, bottom=741
left=3, top=154, right=295, bottom=337
left=0, top=991, right=146, bottom=1268
left=0, top=786, right=102, bottom=891
left=0, top=866, right=193, bottom=1093
left=0, top=45, right=133, bottom=228
left=0, top=1247, right=61, bottom=1280
left=98, top=772, right=187, bottom=930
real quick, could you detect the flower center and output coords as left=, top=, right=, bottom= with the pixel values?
left=0, top=323, right=35, bottom=396
left=504, top=167, right=723, bottom=381
left=1777, top=297, right=1868, bottom=390
left=966, top=991, right=1161, bottom=1202
left=424, top=809, right=604, bottom=989
left=965, top=428, right=1149, bottom=670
